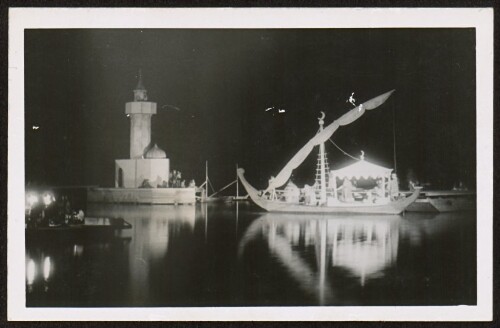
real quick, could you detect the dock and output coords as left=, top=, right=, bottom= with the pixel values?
left=87, top=187, right=196, bottom=205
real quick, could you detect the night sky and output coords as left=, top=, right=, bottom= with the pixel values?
left=25, top=28, right=476, bottom=191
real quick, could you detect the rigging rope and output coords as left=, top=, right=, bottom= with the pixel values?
left=207, top=178, right=216, bottom=195
left=328, top=139, right=361, bottom=161
left=210, top=180, right=237, bottom=198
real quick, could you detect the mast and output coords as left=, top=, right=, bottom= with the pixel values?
left=392, top=104, right=397, bottom=173
left=205, top=161, right=208, bottom=199
left=236, top=164, right=239, bottom=198
left=319, top=112, right=327, bottom=204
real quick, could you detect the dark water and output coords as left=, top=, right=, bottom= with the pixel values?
left=26, top=202, right=476, bottom=307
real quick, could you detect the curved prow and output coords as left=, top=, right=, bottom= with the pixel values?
left=237, top=168, right=260, bottom=198
left=409, top=186, right=422, bottom=199
left=237, top=168, right=269, bottom=210
left=397, top=186, right=422, bottom=213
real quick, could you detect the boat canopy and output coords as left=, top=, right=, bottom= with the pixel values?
left=331, top=159, right=393, bottom=179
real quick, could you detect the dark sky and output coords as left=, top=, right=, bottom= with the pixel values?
left=25, top=28, right=476, bottom=190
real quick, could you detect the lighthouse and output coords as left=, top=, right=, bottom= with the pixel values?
left=114, top=72, right=170, bottom=188
left=87, top=71, right=195, bottom=204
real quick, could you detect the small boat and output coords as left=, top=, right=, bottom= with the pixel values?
left=238, top=90, right=421, bottom=215
left=198, top=163, right=248, bottom=203
left=203, top=195, right=234, bottom=203
left=405, top=190, right=475, bottom=212
left=26, top=217, right=132, bottom=233
left=197, top=161, right=228, bottom=203
left=233, top=195, right=250, bottom=201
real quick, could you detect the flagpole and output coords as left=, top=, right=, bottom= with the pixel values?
left=392, top=104, right=397, bottom=173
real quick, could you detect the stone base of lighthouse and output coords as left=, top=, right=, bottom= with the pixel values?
left=86, top=187, right=196, bottom=205
left=114, top=158, right=170, bottom=188
left=87, top=158, right=196, bottom=205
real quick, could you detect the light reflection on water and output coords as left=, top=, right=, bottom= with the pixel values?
left=26, top=203, right=476, bottom=306
left=239, top=214, right=401, bottom=305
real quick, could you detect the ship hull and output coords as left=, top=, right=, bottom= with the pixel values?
left=238, top=169, right=420, bottom=215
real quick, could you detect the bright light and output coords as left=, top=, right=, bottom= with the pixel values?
left=73, top=244, right=84, bottom=257
left=42, top=193, right=54, bottom=206
left=27, top=259, right=36, bottom=285
left=43, top=257, right=51, bottom=281
left=26, top=193, right=38, bottom=207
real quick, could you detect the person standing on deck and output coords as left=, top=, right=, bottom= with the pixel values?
left=340, top=177, right=354, bottom=202
left=268, top=176, right=276, bottom=200
left=373, top=179, right=385, bottom=200
left=389, top=173, right=400, bottom=201
left=304, top=185, right=317, bottom=205
left=170, top=170, right=176, bottom=187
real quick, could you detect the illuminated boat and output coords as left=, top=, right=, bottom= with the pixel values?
left=238, top=90, right=421, bottom=215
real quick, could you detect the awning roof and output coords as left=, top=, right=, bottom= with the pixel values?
left=331, top=159, right=393, bottom=179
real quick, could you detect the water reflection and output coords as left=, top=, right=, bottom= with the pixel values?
left=86, top=203, right=197, bottom=225
left=330, top=217, right=399, bottom=286
left=26, top=202, right=476, bottom=306
left=87, top=204, right=198, bottom=305
left=26, top=259, right=36, bottom=286
left=43, top=256, right=51, bottom=281
left=239, top=214, right=401, bottom=304
left=87, top=203, right=199, bottom=262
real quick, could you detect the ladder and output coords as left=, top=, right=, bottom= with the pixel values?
left=314, top=150, right=330, bottom=195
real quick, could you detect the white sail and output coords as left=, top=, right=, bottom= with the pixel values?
left=264, top=90, right=395, bottom=193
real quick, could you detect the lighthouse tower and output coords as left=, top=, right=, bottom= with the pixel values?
left=126, top=70, right=156, bottom=159
left=114, top=72, right=170, bottom=188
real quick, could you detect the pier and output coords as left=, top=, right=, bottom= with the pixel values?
left=87, top=187, right=196, bottom=205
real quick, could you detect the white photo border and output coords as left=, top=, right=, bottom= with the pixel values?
left=8, top=7, right=493, bottom=321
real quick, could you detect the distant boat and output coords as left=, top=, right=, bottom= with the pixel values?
left=198, top=161, right=234, bottom=203
left=238, top=90, right=421, bottom=215
left=405, top=190, right=475, bottom=213
left=26, top=217, right=132, bottom=234
left=205, top=196, right=234, bottom=203
left=198, top=163, right=249, bottom=203
left=232, top=195, right=250, bottom=201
